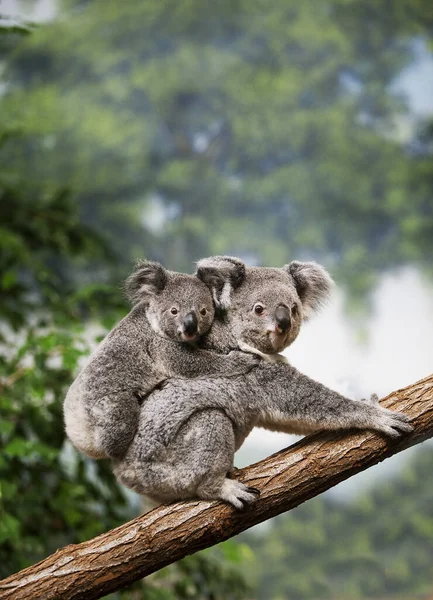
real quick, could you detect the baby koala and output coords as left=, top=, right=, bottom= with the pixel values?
left=63, top=260, right=256, bottom=461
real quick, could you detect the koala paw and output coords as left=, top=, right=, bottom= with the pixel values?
left=360, top=393, right=413, bottom=438
left=373, top=406, right=413, bottom=438
left=219, top=478, right=260, bottom=510
left=228, top=350, right=260, bottom=367
left=360, top=393, right=380, bottom=406
left=269, top=353, right=288, bottom=364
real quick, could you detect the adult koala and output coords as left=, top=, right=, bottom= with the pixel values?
left=113, top=257, right=413, bottom=509
left=64, top=260, right=255, bottom=461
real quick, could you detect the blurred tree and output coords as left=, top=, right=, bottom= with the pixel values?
left=1, top=0, right=432, bottom=294
left=0, top=16, right=252, bottom=598
left=243, top=445, right=433, bottom=599
left=0, top=21, right=130, bottom=571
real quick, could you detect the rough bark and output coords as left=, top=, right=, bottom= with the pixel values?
left=1, top=374, right=432, bottom=600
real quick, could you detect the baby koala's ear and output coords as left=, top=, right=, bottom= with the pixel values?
left=284, top=261, right=334, bottom=318
left=124, top=260, right=168, bottom=305
left=196, top=255, right=246, bottom=311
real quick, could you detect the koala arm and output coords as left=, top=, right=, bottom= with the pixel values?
left=143, top=360, right=412, bottom=440
left=123, top=360, right=412, bottom=460
left=151, top=337, right=259, bottom=379
left=249, top=362, right=413, bottom=438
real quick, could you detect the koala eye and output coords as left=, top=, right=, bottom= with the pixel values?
left=254, top=303, right=265, bottom=315
left=291, top=304, right=298, bottom=316
left=170, top=307, right=178, bottom=315
left=200, top=308, right=207, bottom=316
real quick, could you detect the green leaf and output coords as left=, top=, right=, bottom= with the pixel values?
left=4, top=437, right=28, bottom=458
left=0, top=512, right=21, bottom=544
left=0, top=420, right=15, bottom=437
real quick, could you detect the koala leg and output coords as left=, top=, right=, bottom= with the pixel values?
left=67, top=392, right=140, bottom=460
left=191, top=411, right=260, bottom=509
left=115, top=409, right=260, bottom=510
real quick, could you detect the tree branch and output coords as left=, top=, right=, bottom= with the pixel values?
left=1, top=374, right=432, bottom=600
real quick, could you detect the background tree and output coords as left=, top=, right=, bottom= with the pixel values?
left=2, top=0, right=433, bottom=289
left=244, top=446, right=433, bottom=599
left=0, top=11, right=252, bottom=599
left=1, top=0, right=433, bottom=597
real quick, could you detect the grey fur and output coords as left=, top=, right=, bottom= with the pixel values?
left=285, top=260, right=334, bottom=318
left=63, top=260, right=256, bottom=460
left=113, top=256, right=413, bottom=509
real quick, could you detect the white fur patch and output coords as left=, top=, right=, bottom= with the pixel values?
left=219, top=281, right=233, bottom=310
left=64, top=389, right=106, bottom=459
left=212, top=288, right=220, bottom=308
left=138, top=283, right=158, bottom=297
left=237, top=340, right=288, bottom=363
left=146, top=310, right=165, bottom=336
left=196, top=257, right=226, bottom=270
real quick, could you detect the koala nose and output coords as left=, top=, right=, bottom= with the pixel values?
left=275, top=305, right=291, bottom=334
left=183, top=311, right=198, bottom=336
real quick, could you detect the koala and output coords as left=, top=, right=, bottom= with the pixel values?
left=196, top=255, right=333, bottom=360
left=63, top=260, right=256, bottom=461
left=113, top=256, right=413, bottom=509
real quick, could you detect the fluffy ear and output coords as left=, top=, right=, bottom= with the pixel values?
left=196, top=255, right=246, bottom=310
left=124, top=260, right=168, bottom=305
left=284, top=261, right=334, bottom=317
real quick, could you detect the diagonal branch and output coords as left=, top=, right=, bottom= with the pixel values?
left=1, top=374, right=432, bottom=600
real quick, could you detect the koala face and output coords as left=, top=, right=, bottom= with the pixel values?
left=125, top=262, right=215, bottom=344
left=230, top=268, right=303, bottom=354
left=197, top=256, right=333, bottom=356
left=147, top=275, right=215, bottom=343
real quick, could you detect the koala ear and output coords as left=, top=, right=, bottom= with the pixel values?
left=284, top=261, right=334, bottom=318
left=124, top=260, right=168, bottom=305
left=196, top=255, right=246, bottom=310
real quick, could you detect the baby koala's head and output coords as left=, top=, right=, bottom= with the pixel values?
left=125, top=260, right=214, bottom=344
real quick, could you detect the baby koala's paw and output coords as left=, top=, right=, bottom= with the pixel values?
left=219, top=478, right=260, bottom=510
left=268, top=353, right=288, bottom=364
left=360, top=393, right=380, bottom=406
left=228, top=350, right=261, bottom=369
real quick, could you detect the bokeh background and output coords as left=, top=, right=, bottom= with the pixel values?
left=1, top=0, right=433, bottom=598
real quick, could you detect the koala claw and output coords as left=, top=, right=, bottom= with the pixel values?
left=219, top=478, right=261, bottom=510
left=228, top=350, right=260, bottom=367
left=376, top=407, right=413, bottom=438
left=360, top=393, right=379, bottom=405
left=359, top=394, right=413, bottom=437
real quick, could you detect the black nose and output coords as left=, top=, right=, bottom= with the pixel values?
left=183, top=311, right=198, bottom=335
left=275, top=305, right=291, bottom=334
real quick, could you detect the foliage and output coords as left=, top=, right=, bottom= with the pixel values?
left=0, top=12, right=253, bottom=597
left=1, top=0, right=433, bottom=291
left=138, top=543, right=253, bottom=600
left=0, top=128, right=130, bottom=579
left=0, top=325, right=129, bottom=575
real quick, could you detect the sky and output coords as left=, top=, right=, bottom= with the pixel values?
left=0, top=0, right=56, bottom=22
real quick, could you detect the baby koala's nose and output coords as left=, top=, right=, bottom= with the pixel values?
left=275, top=305, right=291, bottom=334
left=183, top=311, right=198, bottom=336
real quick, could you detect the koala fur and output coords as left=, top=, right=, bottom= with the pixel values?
left=63, top=260, right=256, bottom=460
left=113, top=256, right=413, bottom=510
